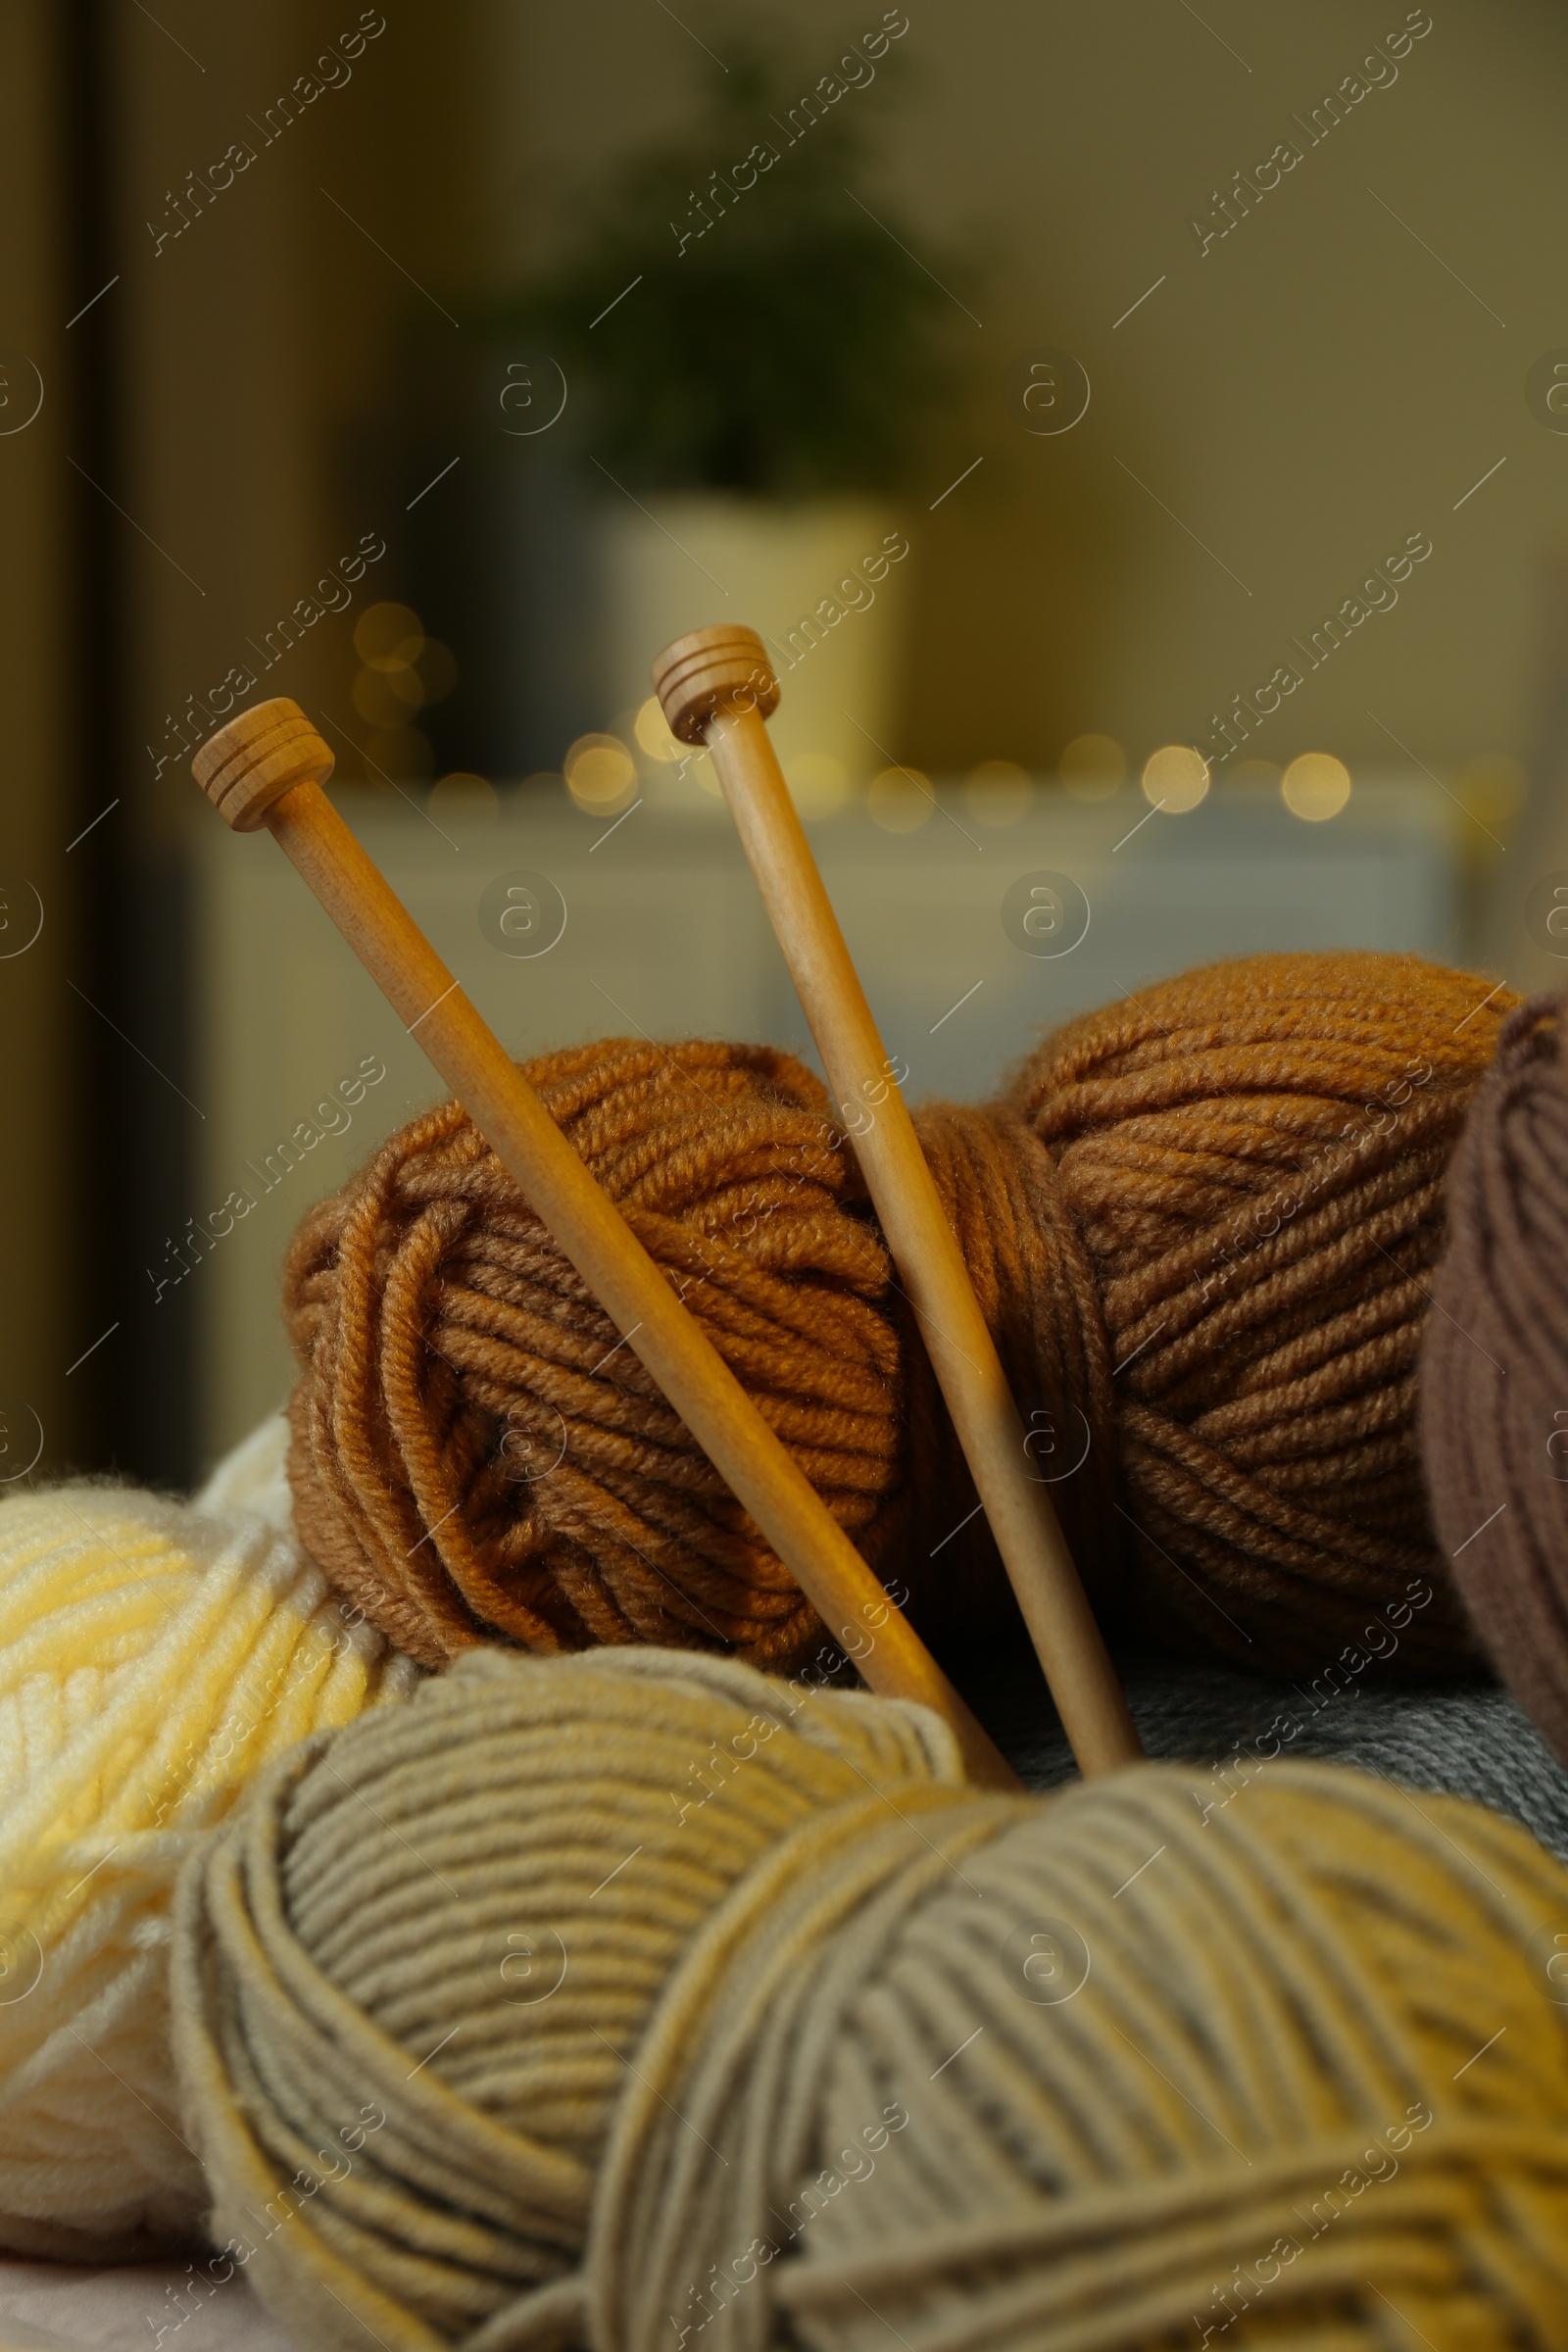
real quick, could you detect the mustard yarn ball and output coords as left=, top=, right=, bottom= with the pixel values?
left=0, top=1443, right=419, bottom=2260
left=174, top=1647, right=1568, bottom=2351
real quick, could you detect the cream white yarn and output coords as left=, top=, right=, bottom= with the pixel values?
left=0, top=1418, right=419, bottom=2257
left=194, top=1408, right=296, bottom=1528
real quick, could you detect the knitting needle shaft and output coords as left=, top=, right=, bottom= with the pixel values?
left=190, top=703, right=1020, bottom=1792
left=653, top=633, right=1140, bottom=1776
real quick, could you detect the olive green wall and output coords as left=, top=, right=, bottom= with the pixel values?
left=499, top=0, right=1568, bottom=787
left=2, top=0, right=1564, bottom=1473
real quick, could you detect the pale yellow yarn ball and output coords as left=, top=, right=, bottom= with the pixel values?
left=0, top=1417, right=420, bottom=2259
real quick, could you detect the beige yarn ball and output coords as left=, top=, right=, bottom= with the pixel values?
left=174, top=1645, right=1568, bottom=2351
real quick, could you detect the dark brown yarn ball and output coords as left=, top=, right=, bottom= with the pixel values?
left=284, top=954, right=1513, bottom=1678
left=1421, top=993, right=1568, bottom=1763
left=1007, top=951, right=1513, bottom=1671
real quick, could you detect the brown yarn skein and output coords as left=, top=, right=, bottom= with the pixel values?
left=1421, top=993, right=1568, bottom=1765
left=285, top=953, right=1513, bottom=1680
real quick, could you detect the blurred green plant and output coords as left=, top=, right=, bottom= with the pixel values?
left=505, top=21, right=972, bottom=497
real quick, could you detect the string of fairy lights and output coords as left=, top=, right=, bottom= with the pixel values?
left=343, top=600, right=1528, bottom=838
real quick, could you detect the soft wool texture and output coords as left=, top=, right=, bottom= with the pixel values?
left=283, top=952, right=1511, bottom=1678
left=1422, top=991, right=1568, bottom=1763
left=173, top=1646, right=1568, bottom=2352
left=0, top=1434, right=418, bottom=2259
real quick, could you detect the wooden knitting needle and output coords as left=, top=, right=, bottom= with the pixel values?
left=191, top=699, right=1020, bottom=1792
left=653, top=627, right=1142, bottom=1777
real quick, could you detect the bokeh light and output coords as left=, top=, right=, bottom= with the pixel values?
left=784, top=752, right=849, bottom=818
left=634, top=696, right=683, bottom=762
left=354, top=601, right=424, bottom=669
left=867, top=765, right=934, bottom=831
left=361, top=725, right=433, bottom=782
left=351, top=604, right=455, bottom=736
left=428, top=772, right=498, bottom=819
left=1059, top=734, right=1125, bottom=800
left=564, top=733, right=637, bottom=813
left=1141, top=744, right=1209, bottom=812
left=1281, top=753, right=1351, bottom=822
left=353, top=666, right=418, bottom=727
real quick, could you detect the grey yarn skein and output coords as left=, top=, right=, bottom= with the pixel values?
left=993, top=1649, right=1568, bottom=1863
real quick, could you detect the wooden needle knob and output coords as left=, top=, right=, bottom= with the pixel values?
left=651, top=625, right=780, bottom=744
left=192, top=697, right=335, bottom=832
